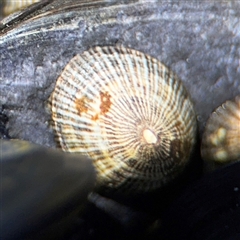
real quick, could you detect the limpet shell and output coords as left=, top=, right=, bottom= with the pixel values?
left=3, top=0, right=40, bottom=16
left=49, top=46, right=197, bottom=193
left=201, top=96, right=240, bottom=165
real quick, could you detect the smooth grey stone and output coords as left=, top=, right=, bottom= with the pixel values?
left=1, top=139, right=95, bottom=240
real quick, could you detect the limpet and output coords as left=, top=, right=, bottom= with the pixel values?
left=201, top=96, right=240, bottom=165
left=49, top=46, right=197, bottom=193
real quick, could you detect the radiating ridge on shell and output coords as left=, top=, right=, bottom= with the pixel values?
left=201, top=96, right=240, bottom=165
left=3, top=0, right=40, bottom=16
left=49, top=46, right=197, bottom=193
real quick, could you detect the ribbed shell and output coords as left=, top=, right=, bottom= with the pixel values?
left=49, top=46, right=197, bottom=193
left=201, top=96, right=240, bottom=164
left=3, top=0, right=40, bottom=16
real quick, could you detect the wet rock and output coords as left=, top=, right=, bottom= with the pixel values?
left=0, top=106, right=10, bottom=139
left=160, top=161, right=240, bottom=240
left=1, top=139, right=95, bottom=240
left=0, top=1, right=240, bottom=147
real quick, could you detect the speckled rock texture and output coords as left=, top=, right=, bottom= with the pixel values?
left=1, top=0, right=240, bottom=148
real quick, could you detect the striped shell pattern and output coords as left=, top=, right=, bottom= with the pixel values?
left=49, top=46, right=197, bottom=193
left=201, top=96, right=240, bottom=165
left=3, top=0, right=40, bottom=16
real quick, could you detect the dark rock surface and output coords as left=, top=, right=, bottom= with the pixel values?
left=160, top=161, right=240, bottom=240
left=1, top=0, right=240, bottom=147
left=1, top=139, right=95, bottom=240
left=0, top=105, right=10, bottom=139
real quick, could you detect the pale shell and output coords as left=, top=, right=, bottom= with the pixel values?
left=49, top=46, right=197, bottom=193
left=3, top=0, right=40, bottom=16
left=201, top=96, right=240, bottom=165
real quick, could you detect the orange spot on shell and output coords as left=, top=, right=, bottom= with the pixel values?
left=92, top=114, right=99, bottom=121
left=75, top=96, right=89, bottom=115
left=100, top=91, right=111, bottom=115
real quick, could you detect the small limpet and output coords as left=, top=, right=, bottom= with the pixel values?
left=201, top=96, right=240, bottom=165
